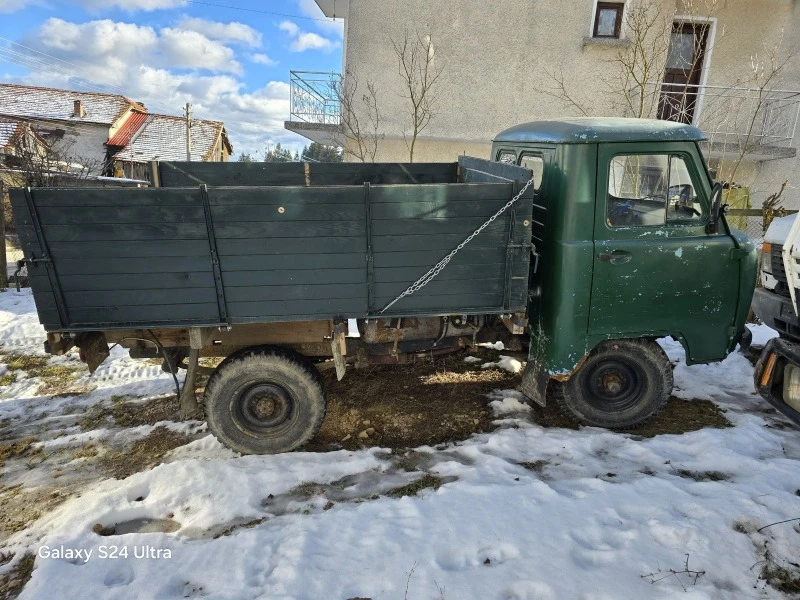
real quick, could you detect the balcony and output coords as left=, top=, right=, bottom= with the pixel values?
left=284, top=70, right=342, bottom=146
left=639, top=83, right=800, bottom=161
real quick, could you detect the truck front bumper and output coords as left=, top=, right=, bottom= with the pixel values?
left=754, top=337, right=800, bottom=426
left=752, top=287, right=800, bottom=342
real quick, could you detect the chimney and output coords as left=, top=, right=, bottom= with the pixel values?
left=73, top=100, right=85, bottom=118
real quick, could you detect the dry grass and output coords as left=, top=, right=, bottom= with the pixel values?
left=0, top=352, right=83, bottom=396
left=0, top=437, right=40, bottom=469
left=80, top=395, right=178, bottom=431
left=675, top=469, right=730, bottom=482
left=761, top=561, right=800, bottom=594
left=387, top=474, right=445, bottom=498
left=0, top=552, right=34, bottom=599
left=71, top=444, right=99, bottom=460
left=97, top=426, right=190, bottom=480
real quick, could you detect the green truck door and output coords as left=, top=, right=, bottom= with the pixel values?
left=589, top=142, right=739, bottom=362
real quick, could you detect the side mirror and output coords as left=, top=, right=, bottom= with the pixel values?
left=706, top=182, right=724, bottom=234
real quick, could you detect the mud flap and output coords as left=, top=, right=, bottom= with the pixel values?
left=74, top=332, right=109, bottom=373
left=519, top=360, right=549, bottom=407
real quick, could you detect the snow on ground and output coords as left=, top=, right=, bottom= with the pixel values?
left=0, top=288, right=799, bottom=600
left=481, top=355, right=523, bottom=374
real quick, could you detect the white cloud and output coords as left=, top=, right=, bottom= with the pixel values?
left=175, top=17, right=262, bottom=47
left=296, top=0, right=344, bottom=37
left=30, top=18, right=241, bottom=75
left=250, top=53, right=278, bottom=66
left=159, top=27, right=242, bottom=74
left=279, top=21, right=299, bottom=37
left=280, top=20, right=338, bottom=53
left=13, top=18, right=304, bottom=156
left=0, top=0, right=39, bottom=13
left=79, top=0, right=186, bottom=11
left=290, top=32, right=337, bottom=53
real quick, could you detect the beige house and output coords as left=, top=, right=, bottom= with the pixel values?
left=286, top=0, right=800, bottom=214
left=0, top=84, right=147, bottom=174
left=0, top=84, right=232, bottom=181
left=111, top=114, right=233, bottom=181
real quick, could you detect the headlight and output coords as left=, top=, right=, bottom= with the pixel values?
left=782, top=364, right=800, bottom=412
left=762, top=242, right=772, bottom=274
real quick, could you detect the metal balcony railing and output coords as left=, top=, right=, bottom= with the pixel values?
left=289, top=70, right=341, bottom=126
left=638, top=82, right=800, bottom=150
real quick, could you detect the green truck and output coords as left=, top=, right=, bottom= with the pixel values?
left=10, top=118, right=758, bottom=454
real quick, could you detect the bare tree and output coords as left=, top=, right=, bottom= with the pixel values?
left=9, top=124, right=103, bottom=188
left=391, top=30, right=443, bottom=163
left=331, top=68, right=383, bottom=162
left=542, top=0, right=724, bottom=119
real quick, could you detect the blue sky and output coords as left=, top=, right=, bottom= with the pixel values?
left=0, top=0, right=344, bottom=157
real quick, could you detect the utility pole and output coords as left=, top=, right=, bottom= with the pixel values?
left=185, top=102, right=192, bottom=161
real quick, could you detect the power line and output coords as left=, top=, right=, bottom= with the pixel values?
left=184, top=1, right=342, bottom=23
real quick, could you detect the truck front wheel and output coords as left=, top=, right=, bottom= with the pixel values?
left=551, top=339, right=672, bottom=429
left=203, top=347, right=327, bottom=454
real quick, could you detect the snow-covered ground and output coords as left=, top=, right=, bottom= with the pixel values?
left=1, top=288, right=799, bottom=600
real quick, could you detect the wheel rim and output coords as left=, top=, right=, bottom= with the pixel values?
left=232, top=382, right=296, bottom=435
left=581, top=359, right=645, bottom=412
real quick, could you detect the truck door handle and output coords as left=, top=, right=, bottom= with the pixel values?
left=598, top=250, right=632, bottom=264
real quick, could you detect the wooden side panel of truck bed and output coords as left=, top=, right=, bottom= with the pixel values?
left=10, top=159, right=534, bottom=331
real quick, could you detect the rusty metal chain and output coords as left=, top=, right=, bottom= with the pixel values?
left=378, top=175, right=536, bottom=314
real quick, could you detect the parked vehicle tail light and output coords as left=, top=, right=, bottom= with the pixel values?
left=762, top=242, right=772, bottom=274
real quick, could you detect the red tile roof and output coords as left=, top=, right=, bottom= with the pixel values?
left=106, top=111, right=149, bottom=147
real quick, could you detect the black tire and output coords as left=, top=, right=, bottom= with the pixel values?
left=203, top=347, right=327, bottom=454
left=550, top=338, right=672, bottom=429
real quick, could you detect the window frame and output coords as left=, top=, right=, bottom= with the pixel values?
left=496, top=149, right=517, bottom=164
left=593, top=2, right=624, bottom=39
left=519, top=152, right=545, bottom=192
left=605, top=151, right=707, bottom=229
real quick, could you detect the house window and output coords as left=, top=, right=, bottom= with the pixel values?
left=594, top=2, right=624, bottom=38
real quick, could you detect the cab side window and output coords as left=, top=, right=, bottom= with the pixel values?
left=607, top=154, right=703, bottom=227
left=497, top=150, right=516, bottom=164
left=666, top=156, right=702, bottom=222
left=607, top=154, right=668, bottom=227
left=520, top=154, right=544, bottom=191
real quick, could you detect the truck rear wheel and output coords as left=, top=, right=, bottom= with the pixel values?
left=203, top=347, right=327, bottom=454
left=550, top=339, right=671, bottom=429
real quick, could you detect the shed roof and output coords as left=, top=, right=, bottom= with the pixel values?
left=107, top=111, right=149, bottom=147
left=112, top=114, right=232, bottom=162
left=0, top=84, right=144, bottom=126
left=493, top=117, right=706, bottom=145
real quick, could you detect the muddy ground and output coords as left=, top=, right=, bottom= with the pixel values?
left=307, top=347, right=731, bottom=451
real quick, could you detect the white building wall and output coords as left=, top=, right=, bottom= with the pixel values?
left=31, top=119, right=111, bottom=173
left=339, top=0, right=800, bottom=211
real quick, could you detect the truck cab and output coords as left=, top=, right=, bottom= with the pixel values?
left=492, top=118, right=758, bottom=426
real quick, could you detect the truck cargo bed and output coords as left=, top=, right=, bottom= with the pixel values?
left=10, top=156, right=535, bottom=332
